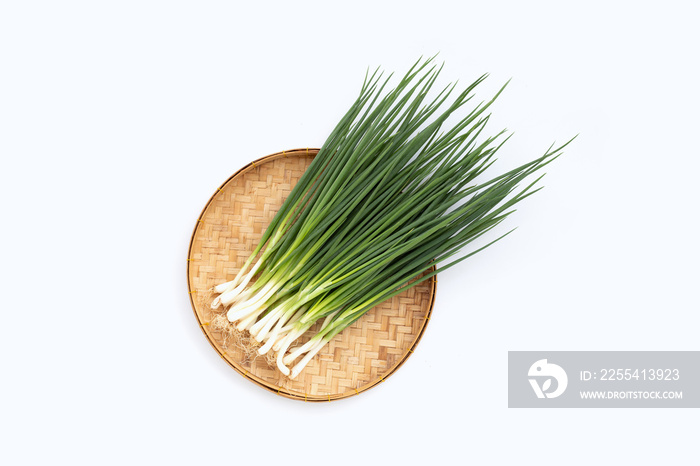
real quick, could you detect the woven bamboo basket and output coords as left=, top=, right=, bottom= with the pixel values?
left=187, top=148, right=436, bottom=401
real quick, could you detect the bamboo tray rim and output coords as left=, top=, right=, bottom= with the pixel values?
left=187, top=148, right=436, bottom=402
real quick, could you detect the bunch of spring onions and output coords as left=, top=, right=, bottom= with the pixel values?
left=211, top=58, right=572, bottom=379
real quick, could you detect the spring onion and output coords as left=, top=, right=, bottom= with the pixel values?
left=211, top=57, right=573, bottom=379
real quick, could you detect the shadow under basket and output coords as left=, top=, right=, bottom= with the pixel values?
left=187, top=148, right=436, bottom=401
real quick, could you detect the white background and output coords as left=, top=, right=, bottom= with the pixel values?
left=1, top=1, right=698, bottom=464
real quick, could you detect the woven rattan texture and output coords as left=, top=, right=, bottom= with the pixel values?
left=187, top=149, right=435, bottom=401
